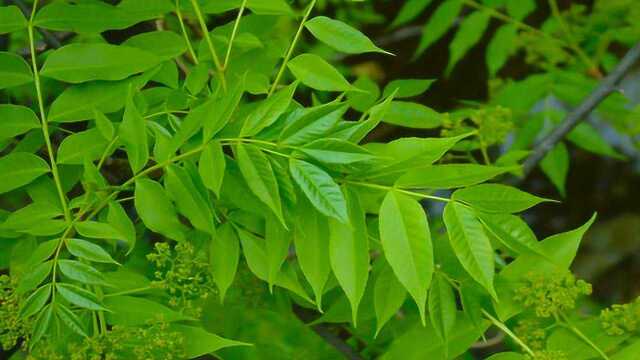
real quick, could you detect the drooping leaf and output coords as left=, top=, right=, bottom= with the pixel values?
left=234, top=143, right=285, bottom=226
left=41, top=43, right=160, bottom=83
left=0, top=153, right=50, bottom=195
left=56, top=303, right=88, bottom=337
left=328, top=187, right=369, bottom=326
left=0, top=52, right=33, bottom=89
left=48, top=79, right=133, bottom=123
left=443, top=202, right=497, bottom=299
left=171, top=325, right=250, bottom=358
left=540, top=141, right=569, bottom=196
left=56, top=128, right=110, bottom=165
left=55, top=283, right=107, bottom=310
left=293, top=198, right=331, bottom=310
left=390, top=0, right=435, bottom=29
left=428, top=272, right=457, bottom=346
left=298, top=138, right=376, bottom=164
left=279, top=103, right=347, bottom=146
left=20, top=284, right=52, bottom=319
left=134, top=178, right=186, bottom=242
left=119, top=93, right=149, bottom=174
left=57, top=260, right=109, bottom=286
left=210, top=223, right=240, bottom=303
left=567, top=123, right=624, bottom=159
left=66, top=238, right=119, bottom=264
left=288, top=54, right=355, bottom=92
left=199, top=141, right=226, bottom=197
left=107, top=201, right=136, bottom=251
left=104, top=295, right=192, bottom=326
left=487, top=24, right=518, bottom=77
left=165, top=164, right=215, bottom=234
left=477, top=212, right=541, bottom=257
left=373, top=261, right=407, bottom=336
left=305, top=16, right=391, bottom=55
left=415, top=0, right=463, bottom=57
left=74, top=221, right=124, bottom=242
left=264, top=215, right=291, bottom=292
left=447, top=11, right=491, bottom=73
left=122, top=31, right=187, bottom=60
left=379, top=191, right=433, bottom=324
left=289, top=159, right=348, bottom=223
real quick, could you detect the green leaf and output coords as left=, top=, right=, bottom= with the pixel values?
left=168, top=96, right=215, bottom=154
left=373, top=261, right=407, bottom=337
left=305, top=16, right=391, bottom=55
left=74, top=221, right=124, bottom=241
left=31, top=303, right=53, bottom=345
left=382, top=101, right=443, bottom=129
left=477, top=213, right=541, bottom=257
left=55, top=303, right=88, bottom=337
left=329, top=187, right=369, bottom=326
left=347, top=76, right=380, bottom=112
left=379, top=191, right=433, bottom=324
left=390, top=0, right=435, bottom=28
left=486, top=24, right=518, bottom=77
left=289, top=159, right=348, bottom=223
left=94, top=109, right=115, bottom=140
left=288, top=54, right=355, bottom=92
left=241, top=81, right=298, bottom=137
left=134, top=178, right=186, bottom=242
left=67, top=238, right=118, bottom=264
left=203, top=78, right=244, bottom=142
left=265, top=216, right=291, bottom=292
left=107, top=201, right=136, bottom=252
left=171, top=325, right=250, bottom=357
left=447, top=11, right=491, bottom=74
left=0, top=6, right=27, bottom=34
left=234, top=143, right=285, bottom=226
left=428, top=272, right=457, bottom=346
left=48, top=79, right=132, bottom=123
left=415, top=0, right=463, bottom=57
left=122, top=31, right=187, bottom=60
left=20, top=284, right=52, bottom=319
left=104, top=295, right=192, bottom=326
left=57, top=260, right=109, bottom=286
left=567, top=123, right=624, bottom=159
left=41, top=44, right=160, bottom=83
left=0, top=52, right=33, bottom=89
left=57, top=128, right=110, bottom=165
left=443, top=202, right=497, bottom=299
left=34, top=1, right=170, bottom=33
left=383, top=79, right=435, bottom=99
left=293, top=198, right=331, bottom=310
left=165, top=165, right=215, bottom=234
left=279, top=103, right=347, bottom=146
left=298, top=138, right=376, bottom=164
left=119, top=93, right=149, bottom=174
left=0, top=105, right=40, bottom=142
left=506, top=0, right=536, bottom=20
left=397, top=164, right=514, bottom=189
left=55, top=283, right=107, bottom=311
left=237, top=227, right=312, bottom=302
left=16, top=261, right=53, bottom=295
left=0, top=152, right=50, bottom=194
left=184, top=63, right=210, bottom=95
left=210, top=223, right=240, bottom=303
left=453, top=184, right=552, bottom=213
left=199, top=141, right=226, bottom=197
left=540, top=142, right=569, bottom=196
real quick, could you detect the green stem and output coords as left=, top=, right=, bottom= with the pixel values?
left=268, top=0, right=317, bottom=97
left=481, top=309, right=535, bottom=357
left=188, top=0, right=227, bottom=90
left=559, top=313, right=610, bottom=360
left=97, top=135, right=119, bottom=170
left=341, top=180, right=451, bottom=203
left=27, top=0, right=71, bottom=223
left=223, top=0, right=248, bottom=70
left=175, top=0, right=199, bottom=64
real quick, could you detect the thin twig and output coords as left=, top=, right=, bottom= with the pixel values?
left=521, top=42, right=640, bottom=177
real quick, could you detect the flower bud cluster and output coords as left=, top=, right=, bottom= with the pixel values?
left=526, top=350, right=569, bottom=360
left=599, top=297, right=640, bottom=336
left=514, top=272, right=592, bottom=318
left=0, top=275, right=28, bottom=351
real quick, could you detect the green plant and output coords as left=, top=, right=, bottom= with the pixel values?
left=0, top=0, right=639, bottom=359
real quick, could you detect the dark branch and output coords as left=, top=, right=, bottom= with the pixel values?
left=9, top=0, right=61, bottom=49
left=521, top=42, right=640, bottom=176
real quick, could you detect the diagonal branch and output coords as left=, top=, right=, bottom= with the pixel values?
left=521, top=42, right=640, bottom=177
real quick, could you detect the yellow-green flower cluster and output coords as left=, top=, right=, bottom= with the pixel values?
left=0, top=275, right=28, bottom=351
left=441, top=106, right=513, bottom=147
left=514, top=272, right=592, bottom=318
left=515, top=319, right=547, bottom=351
left=147, top=241, right=214, bottom=313
left=599, top=297, right=640, bottom=336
